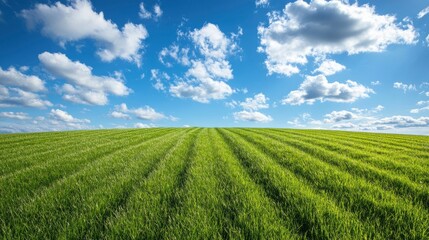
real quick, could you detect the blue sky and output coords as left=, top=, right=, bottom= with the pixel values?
left=0, top=0, right=429, bottom=134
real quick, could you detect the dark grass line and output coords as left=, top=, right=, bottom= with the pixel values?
left=244, top=128, right=429, bottom=212
left=0, top=128, right=170, bottom=179
left=275, top=129, right=429, bottom=162
left=232, top=129, right=429, bottom=239
left=157, top=129, right=203, bottom=239
left=5, top=129, right=189, bottom=239
left=298, top=129, right=429, bottom=154
left=0, top=129, right=142, bottom=176
left=0, top=130, right=108, bottom=152
left=211, top=129, right=299, bottom=239
left=218, top=129, right=369, bottom=240
left=257, top=129, right=429, bottom=184
left=0, top=129, right=177, bottom=229
left=70, top=129, right=196, bottom=239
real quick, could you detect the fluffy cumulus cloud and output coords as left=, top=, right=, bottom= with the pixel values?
left=393, top=82, right=416, bottom=93
left=233, top=110, right=272, bottom=122
left=0, top=67, right=46, bottom=92
left=324, top=110, right=355, bottom=123
left=39, top=52, right=131, bottom=105
left=139, top=2, right=162, bottom=20
left=0, top=66, right=52, bottom=108
left=22, top=0, right=148, bottom=65
left=0, top=88, right=52, bottom=108
left=0, top=112, right=31, bottom=120
left=282, top=75, right=373, bottom=105
left=50, top=109, right=90, bottom=124
left=167, top=23, right=240, bottom=103
left=240, top=93, right=269, bottom=111
left=313, top=59, right=345, bottom=76
left=233, top=93, right=272, bottom=122
left=111, top=103, right=165, bottom=121
left=258, top=0, right=417, bottom=76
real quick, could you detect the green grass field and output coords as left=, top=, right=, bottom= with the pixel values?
left=1, top=128, right=429, bottom=239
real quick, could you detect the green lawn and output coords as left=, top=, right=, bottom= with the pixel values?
left=1, top=128, right=428, bottom=239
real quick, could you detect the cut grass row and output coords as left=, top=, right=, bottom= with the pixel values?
left=1, top=128, right=428, bottom=239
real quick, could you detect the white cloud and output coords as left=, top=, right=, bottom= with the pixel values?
left=0, top=110, right=91, bottom=133
left=233, top=110, right=272, bottom=122
left=134, top=122, right=155, bottom=128
left=371, top=116, right=429, bottom=128
left=371, top=80, right=381, bottom=86
left=170, top=78, right=233, bottom=103
left=39, top=52, right=130, bottom=105
left=313, top=59, right=345, bottom=76
left=256, top=0, right=269, bottom=7
left=0, top=66, right=51, bottom=108
left=418, top=6, right=429, bottom=19
left=22, top=0, right=148, bottom=65
left=332, top=122, right=357, bottom=129
left=110, top=111, right=130, bottom=119
left=113, top=103, right=165, bottom=121
left=282, top=75, right=373, bottom=105
left=0, top=66, right=46, bottom=92
left=233, top=93, right=272, bottom=122
left=139, top=2, right=152, bottom=19
left=0, top=112, right=31, bottom=120
left=393, top=82, right=416, bottom=93
left=410, top=101, right=429, bottom=114
left=150, top=69, right=170, bottom=91
left=258, top=0, right=417, bottom=76
left=19, top=66, right=30, bottom=72
left=324, top=110, right=355, bottom=123
left=159, top=45, right=190, bottom=67
left=168, top=23, right=240, bottom=103
left=50, top=109, right=90, bottom=123
left=287, top=113, right=321, bottom=127
left=351, top=105, right=384, bottom=114
left=190, top=23, right=237, bottom=60
left=154, top=4, right=163, bottom=18
left=139, top=2, right=162, bottom=20
left=240, top=93, right=269, bottom=111
left=0, top=87, right=52, bottom=108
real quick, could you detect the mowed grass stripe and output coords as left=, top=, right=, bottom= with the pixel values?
left=247, top=128, right=429, bottom=212
left=102, top=129, right=201, bottom=239
left=58, top=128, right=196, bottom=239
left=0, top=128, right=169, bottom=180
left=0, top=129, right=108, bottom=152
left=162, top=128, right=259, bottom=239
left=0, top=129, right=139, bottom=176
left=3, top=129, right=190, bottom=239
left=0, top=128, right=175, bottom=233
left=1, top=128, right=427, bottom=239
left=0, top=129, right=135, bottom=161
left=210, top=129, right=299, bottom=239
left=218, top=129, right=371, bottom=239
left=282, top=129, right=429, bottom=163
left=232, top=128, right=429, bottom=239
left=310, top=130, right=429, bottom=156
left=262, top=128, right=429, bottom=184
